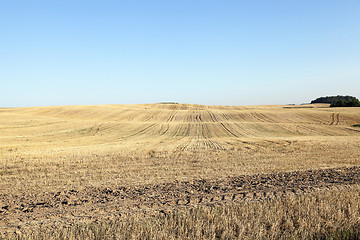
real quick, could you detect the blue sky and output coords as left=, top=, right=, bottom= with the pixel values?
left=1, top=0, right=360, bottom=107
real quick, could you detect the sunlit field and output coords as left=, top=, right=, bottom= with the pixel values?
left=1, top=103, right=360, bottom=239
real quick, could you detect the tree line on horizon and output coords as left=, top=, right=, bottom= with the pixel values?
left=311, top=95, right=360, bottom=107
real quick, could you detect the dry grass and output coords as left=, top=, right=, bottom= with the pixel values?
left=9, top=186, right=360, bottom=240
left=1, top=103, right=360, bottom=238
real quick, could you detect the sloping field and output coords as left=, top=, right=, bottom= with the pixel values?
left=1, top=103, right=360, bottom=237
left=1, top=103, right=360, bottom=154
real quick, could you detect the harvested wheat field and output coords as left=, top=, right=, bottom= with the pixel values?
left=1, top=103, right=360, bottom=239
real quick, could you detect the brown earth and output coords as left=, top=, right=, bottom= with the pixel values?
left=1, top=166, right=360, bottom=236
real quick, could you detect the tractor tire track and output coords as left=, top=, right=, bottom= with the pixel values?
left=166, top=110, right=177, bottom=122
left=207, top=110, right=218, bottom=123
left=159, top=123, right=170, bottom=136
left=219, top=122, right=239, bottom=137
left=123, top=123, right=158, bottom=139
left=330, top=113, right=340, bottom=125
left=335, top=112, right=340, bottom=125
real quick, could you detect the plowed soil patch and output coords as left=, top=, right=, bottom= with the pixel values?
left=1, top=166, right=360, bottom=234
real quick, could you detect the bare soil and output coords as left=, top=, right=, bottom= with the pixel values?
left=1, top=166, right=360, bottom=236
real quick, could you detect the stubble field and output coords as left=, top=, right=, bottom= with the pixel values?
left=1, top=103, right=360, bottom=239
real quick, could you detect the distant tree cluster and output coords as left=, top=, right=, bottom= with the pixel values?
left=311, top=95, right=360, bottom=107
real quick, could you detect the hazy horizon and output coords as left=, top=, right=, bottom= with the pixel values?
left=1, top=1, right=360, bottom=107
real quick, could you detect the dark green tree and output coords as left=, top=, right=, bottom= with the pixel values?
left=311, top=95, right=360, bottom=107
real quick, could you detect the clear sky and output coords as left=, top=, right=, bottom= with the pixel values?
left=1, top=0, right=360, bottom=107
